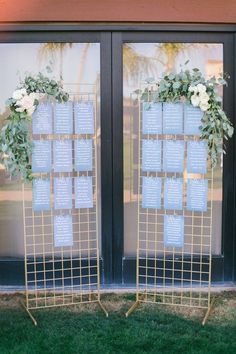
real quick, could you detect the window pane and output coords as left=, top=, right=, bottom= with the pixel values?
left=0, top=43, right=101, bottom=257
left=123, top=43, right=223, bottom=256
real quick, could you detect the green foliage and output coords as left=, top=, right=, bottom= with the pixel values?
left=23, top=72, right=69, bottom=103
left=0, top=119, right=33, bottom=181
left=141, top=68, right=234, bottom=167
left=0, top=72, right=69, bottom=182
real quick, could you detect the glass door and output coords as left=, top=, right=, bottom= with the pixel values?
left=0, top=29, right=235, bottom=286
left=0, top=31, right=113, bottom=286
left=111, top=32, right=235, bottom=284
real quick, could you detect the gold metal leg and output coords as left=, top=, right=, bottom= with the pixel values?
left=97, top=300, right=109, bottom=317
left=125, top=300, right=140, bottom=317
left=202, top=297, right=215, bottom=326
left=20, top=301, right=37, bottom=326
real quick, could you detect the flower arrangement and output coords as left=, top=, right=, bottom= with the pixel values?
left=0, top=72, right=69, bottom=182
left=141, top=68, right=234, bottom=167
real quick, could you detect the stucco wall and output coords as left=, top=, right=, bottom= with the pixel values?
left=0, top=0, right=236, bottom=23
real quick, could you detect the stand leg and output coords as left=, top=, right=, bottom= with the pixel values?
left=97, top=300, right=109, bottom=317
left=125, top=301, right=140, bottom=317
left=202, top=297, right=215, bottom=326
left=20, top=301, right=37, bottom=326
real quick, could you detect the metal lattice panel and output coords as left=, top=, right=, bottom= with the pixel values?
left=22, top=86, right=107, bottom=323
left=127, top=90, right=213, bottom=322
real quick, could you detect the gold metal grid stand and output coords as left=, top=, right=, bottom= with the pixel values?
left=22, top=85, right=108, bottom=325
left=126, top=91, right=214, bottom=325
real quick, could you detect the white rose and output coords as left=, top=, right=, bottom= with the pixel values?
left=197, top=83, right=207, bottom=93
left=27, top=106, right=36, bottom=116
left=16, top=100, right=22, bottom=107
left=199, top=102, right=210, bottom=111
left=12, top=89, right=23, bottom=100
left=199, top=92, right=209, bottom=104
left=29, top=92, right=40, bottom=101
left=19, top=95, right=35, bottom=110
left=191, top=94, right=200, bottom=107
left=20, top=88, right=27, bottom=96
left=188, top=86, right=195, bottom=92
left=188, top=86, right=198, bottom=94
left=15, top=106, right=25, bottom=113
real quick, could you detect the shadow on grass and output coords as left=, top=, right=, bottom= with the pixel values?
left=0, top=293, right=236, bottom=354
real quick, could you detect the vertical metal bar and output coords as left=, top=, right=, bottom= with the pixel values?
left=22, top=183, right=29, bottom=309
left=136, top=93, right=142, bottom=302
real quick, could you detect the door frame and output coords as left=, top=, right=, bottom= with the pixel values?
left=0, top=24, right=235, bottom=286
left=0, top=29, right=114, bottom=285
left=111, top=30, right=235, bottom=284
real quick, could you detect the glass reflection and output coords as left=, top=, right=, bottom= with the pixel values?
left=123, top=43, right=223, bottom=256
left=0, top=43, right=100, bottom=257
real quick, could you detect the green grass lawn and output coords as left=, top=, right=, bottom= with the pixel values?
left=0, top=292, right=236, bottom=354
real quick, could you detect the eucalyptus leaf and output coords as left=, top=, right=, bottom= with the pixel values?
left=0, top=71, right=69, bottom=182
left=140, top=68, right=234, bottom=168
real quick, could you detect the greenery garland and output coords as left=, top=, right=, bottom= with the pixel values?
left=0, top=68, right=234, bottom=183
left=140, top=68, right=234, bottom=167
left=0, top=72, right=69, bottom=182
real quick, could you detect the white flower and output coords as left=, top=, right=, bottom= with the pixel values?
left=15, top=93, right=36, bottom=115
left=16, top=100, right=22, bottom=107
left=188, top=86, right=195, bottom=92
left=188, top=86, right=198, bottom=94
left=19, top=95, right=35, bottom=110
left=199, top=102, right=210, bottom=111
left=27, top=106, right=36, bottom=116
left=197, top=83, right=207, bottom=93
left=20, top=88, right=27, bottom=96
left=13, top=88, right=27, bottom=100
left=15, top=106, right=25, bottom=113
left=12, top=89, right=23, bottom=100
left=191, top=94, right=200, bottom=107
left=199, top=92, right=209, bottom=104
left=208, top=82, right=214, bottom=87
left=29, top=92, right=38, bottom=102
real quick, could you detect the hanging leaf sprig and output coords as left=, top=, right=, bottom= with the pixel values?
left=140, top=68, right=234, bottom=167
left=0, top=72, right=69, bottom=182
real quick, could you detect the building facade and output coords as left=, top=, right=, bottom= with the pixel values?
left=0, top=1, right=236, bottom=287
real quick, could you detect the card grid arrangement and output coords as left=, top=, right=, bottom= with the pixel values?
left=31, top=100, right=96, bottom=249
left=140, top=102, right=210, bottom=249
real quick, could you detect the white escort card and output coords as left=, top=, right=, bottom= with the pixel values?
left=184, top=105, right=204, bottom=135
left=32, top=140, right=52, bottom=173
left=164, top=178, right=183, bottom=210
left=74, top=101, right=94, bottom=134
left=54, top=102, right=73, bottom=134
left=142, top=176, right=162, bottom=209
left=142, top=103, right=162, bottom=134
left=163, top=140, right=185, bottom=173
left=54, top=177, right=72, bottom=210
left=163, top=103, right=183, bottom=134
left=187, top=140, right=208, bottom=174
left=53, top=140, right=73, bottom=172
left=32, top=178, right=51, bottom=211
left=54, top=214, right=73, bottom=247
left=142, top=139, right=162, bottom=172
left=75, top=176, right=93, bottom=209
left=187, top=179, right=208, bottom=212
left=74, top=139, right=93, bottom=172
left=164, top=215, right=184, bottom=248
left=32, top=102, right=53, bottom=135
